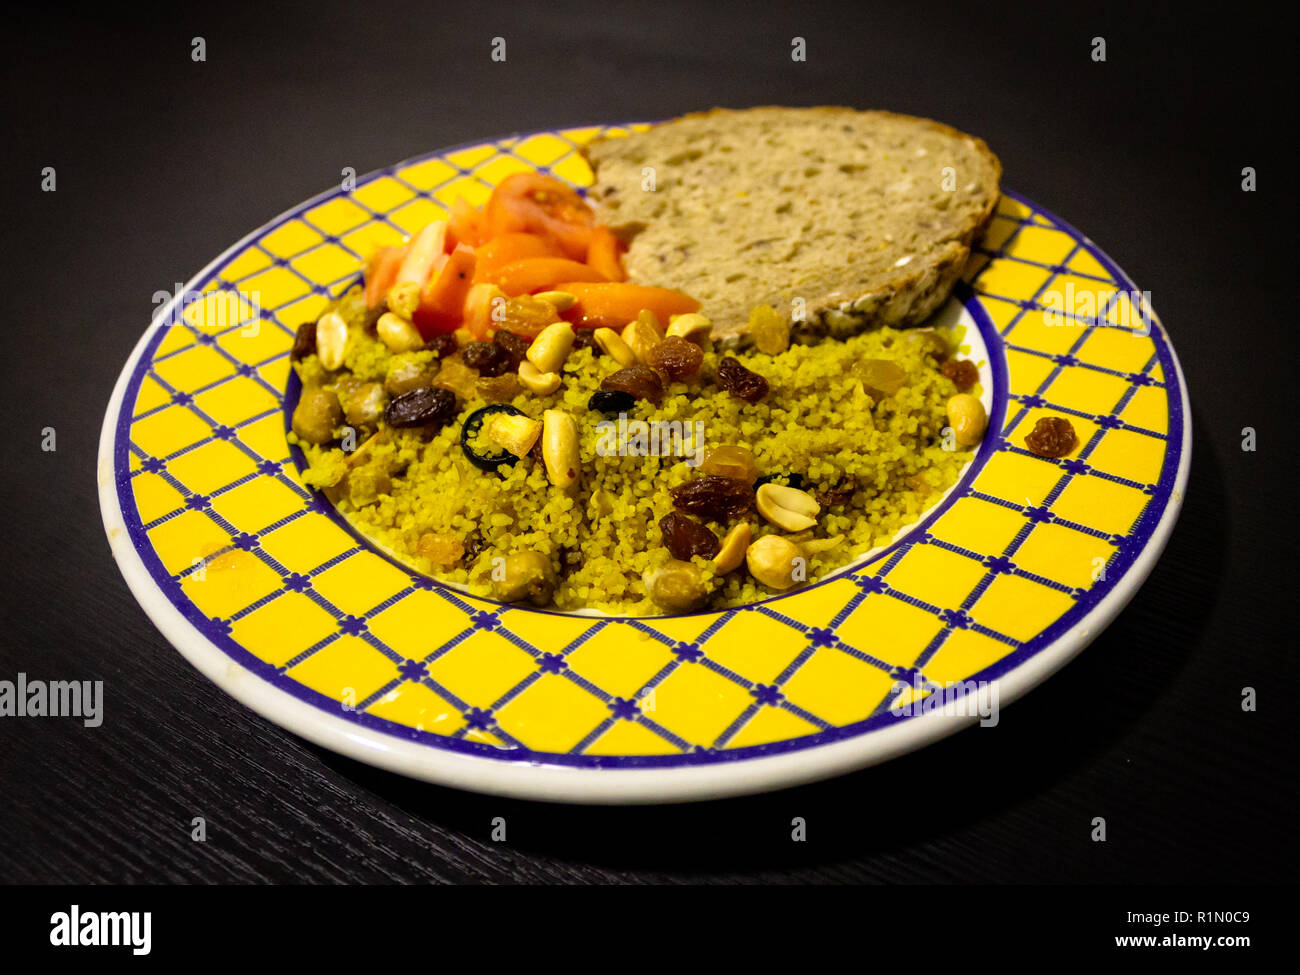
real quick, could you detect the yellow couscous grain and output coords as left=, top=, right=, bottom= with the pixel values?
left=290, top=287, right=976, bottom=614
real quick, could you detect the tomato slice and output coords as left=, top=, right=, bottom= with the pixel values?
left=557, top=282, right=701, bottom=329
left=493, top=257, right=607, bottom=296
left=471, top=232, right=565, bottom=284
left=484, top=172, right=596, bottom=261
left=447, top=196, right=489, bottom=250
left=412, top=244, right=476, bottom=336
left=363, top=244, right=409, bottom=309
left=395, top=221, right=449, bottom=287
left=585, top=226, right=625, bottom=282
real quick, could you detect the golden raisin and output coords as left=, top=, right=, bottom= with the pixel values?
left=499, top=295, right=561, bottom=338
left=648, top=334, right=704, bottom=381
left=749, top=304, right=790, bottom=355
left=476, top=373, right=523, bottom=403
left=855, top=358, right=907, bottom=398
left=700, top=445, right=759, bottom=484
left=432, top=355, right=479, bottom=400
left=417, top=532, right=465, bottom=566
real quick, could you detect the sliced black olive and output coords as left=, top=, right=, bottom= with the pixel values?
left=461, top=404, right=525, bottom=473
left=754, top=471, right=805, bottom=491
left=587, top=389, right=636, bottom=415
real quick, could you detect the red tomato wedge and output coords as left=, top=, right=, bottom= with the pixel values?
left=461, top=282, right=501, bottom=340
left=471, top=232, right=565, bottom=284
left=447, top=196, right=489, bottom=250
left=585, top=227, right=625, bottom=282
left=557, top=282, right=701, bottom=329
left=363, top=244, right=409, bottom=309
left=412, top=244, right=476, bottom=336
left=493, top=257, right=607, bottom=297
left=395, top=220, right=449, bottom=287
left=484, top=172, right=596, bottom=261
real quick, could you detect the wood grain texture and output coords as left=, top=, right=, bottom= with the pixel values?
left=1, top=2, right=1295, bottom=884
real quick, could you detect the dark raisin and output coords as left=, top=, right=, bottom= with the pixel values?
left=659, top=512, right=721, bottom=561
left=461, top=340, right=509, bottom=377
left=1024, top=416, right=1078, bottom=458
left=815, top=481, right=856, bottom=507
left=572, top=329, right=599, bottom=352
left=492, top=329, right=531, bottom=371
left=385, top=386, right=458, bottom=430
left=670, top=475, right=754, bottom=521
left=600, top=364, right=664, bottom=405
left=361, top=302, right=385, bottom=335
left=716, top=356, right=769, bottom=403
left=463, top=531, right=485, bottom=561
left=427, top=332, right=460, bottom=359
left=290, top=321, right=316, bottom=361
left=941, top=358, right=979, bottom=392
left=648, top=335, right=703, bottom=381
left=588, top=389, right=635, bottom=415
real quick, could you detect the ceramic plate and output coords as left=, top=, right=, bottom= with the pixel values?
left=99, top=122, right=1190, bottom=803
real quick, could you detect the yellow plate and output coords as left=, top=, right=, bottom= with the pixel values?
left=98, top=123, right=1190, bottom=802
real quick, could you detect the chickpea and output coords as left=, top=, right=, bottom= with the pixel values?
left=291, top=386, right=342, bottom=444
left=491, top=551, right=557, bottom=606
left=947, top=394, right=988, bottom=447
left=746, top=535, right=804, bottom=590
left=342, top=381, right=387, bottom=428
left=644, top=560, right=711, bottom=612
left=346, top=466, right=390, bottom=507
left=385, top=354, right=436, bottom=396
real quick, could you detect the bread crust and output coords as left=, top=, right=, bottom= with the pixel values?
left=581, top=106, right=1002, bottom=345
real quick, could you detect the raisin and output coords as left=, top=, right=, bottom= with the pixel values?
left=463, top=531, right=485, bottom=561
left=476, top=373, right=522, bottom=403
left=427, top=333, right=460, bottom=359
left=855, top=358, right=907, bottom=398
left=461, top=340, right=509, bottom=377
left=500, top=295, right=561, bottom=338
left=492, top=329, right=531, bottom=371
left=659, top=512, right=721, bottom=561
left=600, top=364, right=664, bottom=405
left=572, top=329, right=599, bottom=352
left=717, top=356, right=769, bottom=403
left=1024, top=416, right=1078, bottom=458
left=670, top=475, right=754, bottom=521
left=648, top=334, right=703, bottom=381
left=588, top=389, right=635, bottom=415
left=941, top=358, right=979, bottom=392
left=700, top=445, right=759, bottom=484
left=748, top=304, right=790, bottom=355
left=290, top=321, right=317, bottom=361
left=815, top=481, right=856, bottom=507
left=384, top=386, right=458, bottom=430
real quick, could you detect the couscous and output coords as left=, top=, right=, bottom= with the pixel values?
left=286, top=175, right=986, bottom=614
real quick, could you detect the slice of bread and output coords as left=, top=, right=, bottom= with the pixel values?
left=581, top=106, right=1001, bottom=344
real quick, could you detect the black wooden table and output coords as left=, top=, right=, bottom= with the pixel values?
left=2, top=1, right=1293, bottom=884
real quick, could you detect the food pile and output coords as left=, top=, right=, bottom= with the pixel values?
left=288, top=173, right=989, bottom=614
